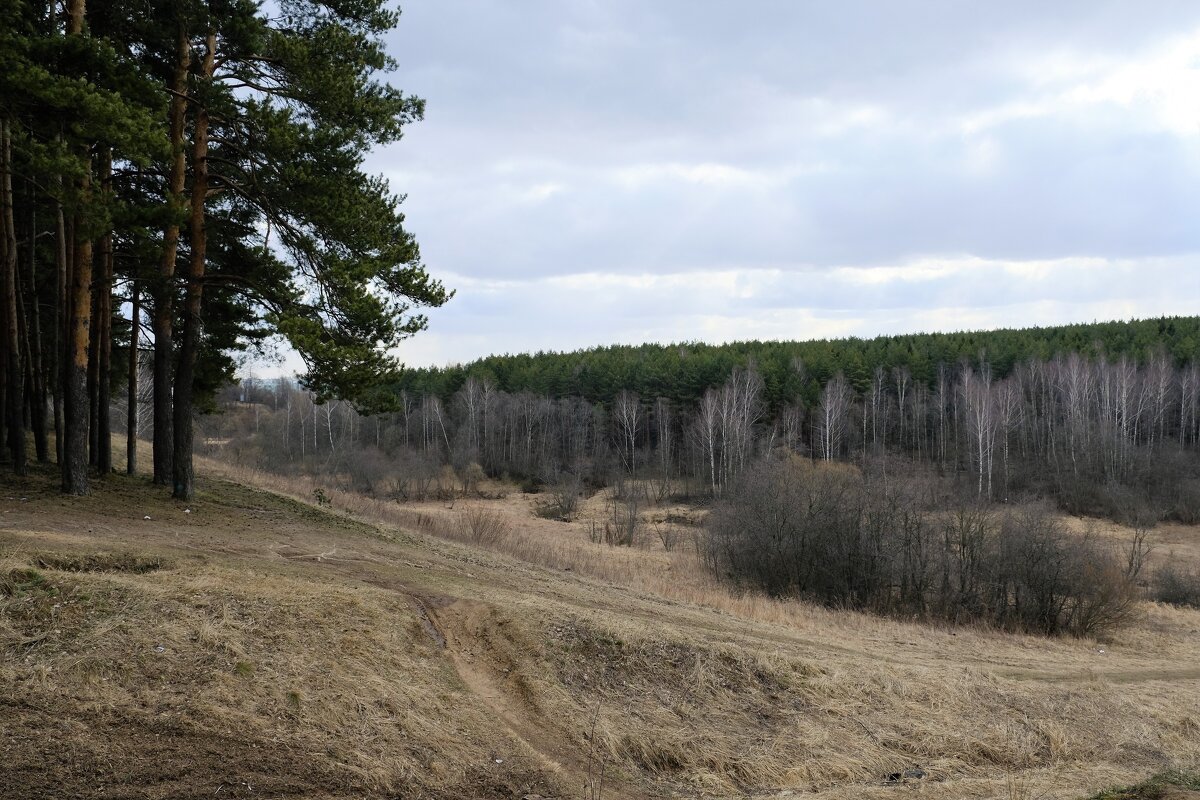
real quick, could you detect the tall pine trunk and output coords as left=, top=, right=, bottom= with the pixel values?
left=63, top=182, right=92, bottom=495
left=87, top=224, right=101, bottom=465
left=62, top=0, right=91, bottom=494
left=172, top=30, right=213, bottom=500
left=153, top=29, right=191, bottom=485
left=95, top=149, right=113, bottom=474
left=53, top=184, right=66, bottom=465
left=1, top=117, right=26, bottom=474
left=127, top=280, right=139, bottom=474
left=26, top=181, right=48, bottom=462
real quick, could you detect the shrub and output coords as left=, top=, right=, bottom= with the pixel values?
left=342, top=446, right=395, bottom=496
left=459, top=508, right=510, bottom=545
left=391, top=447, right=441, bottom=500
left=1151, top=564, right=1200, bottom=607
left=461, top=462, right=487, bottom=496
left=436, top=465, right=459, bottom=501
left=705, top=456, right=1141, bottom=637
left=651, top=522, right=686, bottom=552
left=994, top=509, right=1138, bottom=636
left=604, top=492, right=640, bottom=547
left=536, top=472, right=583, bottom=521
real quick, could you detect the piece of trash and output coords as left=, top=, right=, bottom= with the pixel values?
left=143, top=515, right=152, bottom=520
left=183, top=508, right=192, bottom=514
left=154, top=645, right=166, bottom=653
left=887, top=767, right=926, bottom=782
left=494, top=758, right=503, bottom=764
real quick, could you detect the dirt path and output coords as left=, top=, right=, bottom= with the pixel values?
left=433, top=600, right=621, bottom=798
left=287, top=560, right=637, bottom=798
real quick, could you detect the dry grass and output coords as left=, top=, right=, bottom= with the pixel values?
left=0, top=470, right=556, bottom=799
left=199, top=462, right=1194, bottom=657
left=3, top=460, right=1200, bottom=799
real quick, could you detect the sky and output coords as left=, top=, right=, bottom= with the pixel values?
left=326, top=1, right=1200, bottom=370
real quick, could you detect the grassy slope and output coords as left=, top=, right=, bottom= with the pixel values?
left=2, top=464, right=1200, bottom=799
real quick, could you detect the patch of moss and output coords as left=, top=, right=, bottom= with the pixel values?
left=35, top=552, right=171, bottom=574
left=1089, top=771, right=1200, bottom=799
left=1, top=567, right=56, bottom=597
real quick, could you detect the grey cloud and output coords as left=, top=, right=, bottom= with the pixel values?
left=323, top=1, right=1200, bottom=367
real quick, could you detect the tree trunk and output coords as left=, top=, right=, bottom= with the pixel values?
left=127, top=280, right=138, bottom=474
left=1, top=117, right=26, bottom=474
left=172, top=30, right=213, bottom=501
left=153, top=27, right=191, bottom=485
left=53, top=187, right=66, bottom=465
left=95, top=149, right=113, bottom=474
left=87, top=247, right=99, bottom=465
left=25, top=181, right=48, bottom=462
left=63, top=195, right=92, bottom=494
left=67, top=0, right=84, bottom=34
left=61, top=0, right=90, bottom=494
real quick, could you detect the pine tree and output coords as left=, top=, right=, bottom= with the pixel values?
left=0, top=0, right=448, bottom=496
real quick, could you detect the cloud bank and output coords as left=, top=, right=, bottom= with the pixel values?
left=343, top=1, right=1200, bottom=368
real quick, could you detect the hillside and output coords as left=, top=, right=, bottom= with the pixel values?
left=3, top=464, right=1200, bottom=799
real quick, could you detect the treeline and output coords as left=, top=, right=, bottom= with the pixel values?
left=0, top=1, right=447, bottom=497
left=394, top=317, right=1200, bottom=412
left=213, top=341, right=1200, bottom=522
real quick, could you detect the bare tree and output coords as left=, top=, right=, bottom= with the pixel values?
left=612, top=389, right=641, bottom=475
left=695, top=388, right=721, bottom=494
left=815, top=373, right=851, bottom=461
left=960, top=363, right=999, bottom=498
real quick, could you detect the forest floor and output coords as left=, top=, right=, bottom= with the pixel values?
left=2, top=462, right=1200, bottom=799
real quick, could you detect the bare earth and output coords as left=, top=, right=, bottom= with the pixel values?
left=2, top=464, right=1200, bottom=799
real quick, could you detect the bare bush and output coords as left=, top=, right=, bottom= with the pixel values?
left=392, top=448, right=440, bottom=501
left=458, top=508, right=510, bottom=545
left=436, top=465, right=459, bottom=502
left=1151, top=564, right=1200, bottom=607
left=1169, top=478, right=1200, bottom=525
left=994, top=509, right=1139, bottom=636
left=705, top=456, right=1141, bottom=637
left=604, top=493, right=641, bottom=547
left=342, top=446, right=395, bottom=496
left=554, top=473, right=584, bottom=518
left=537, top=472, right=583, bottom=521
left=651, top=522, right=683, bottom=552
left=460, top=462, right=486, bottom=496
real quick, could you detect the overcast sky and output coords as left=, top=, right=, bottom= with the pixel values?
left=348, top=1, right=1200, bottom=369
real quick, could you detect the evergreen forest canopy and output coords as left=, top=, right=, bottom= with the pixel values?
left=0, top=0, right=450, bottom=498
left=395, top=316, right=1200, bottom=412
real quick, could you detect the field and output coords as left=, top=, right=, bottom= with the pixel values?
left=3, top=462, right=1200, bottom=799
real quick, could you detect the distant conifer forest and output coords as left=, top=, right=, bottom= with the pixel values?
left=212, top=316, right=1200, bottom=524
